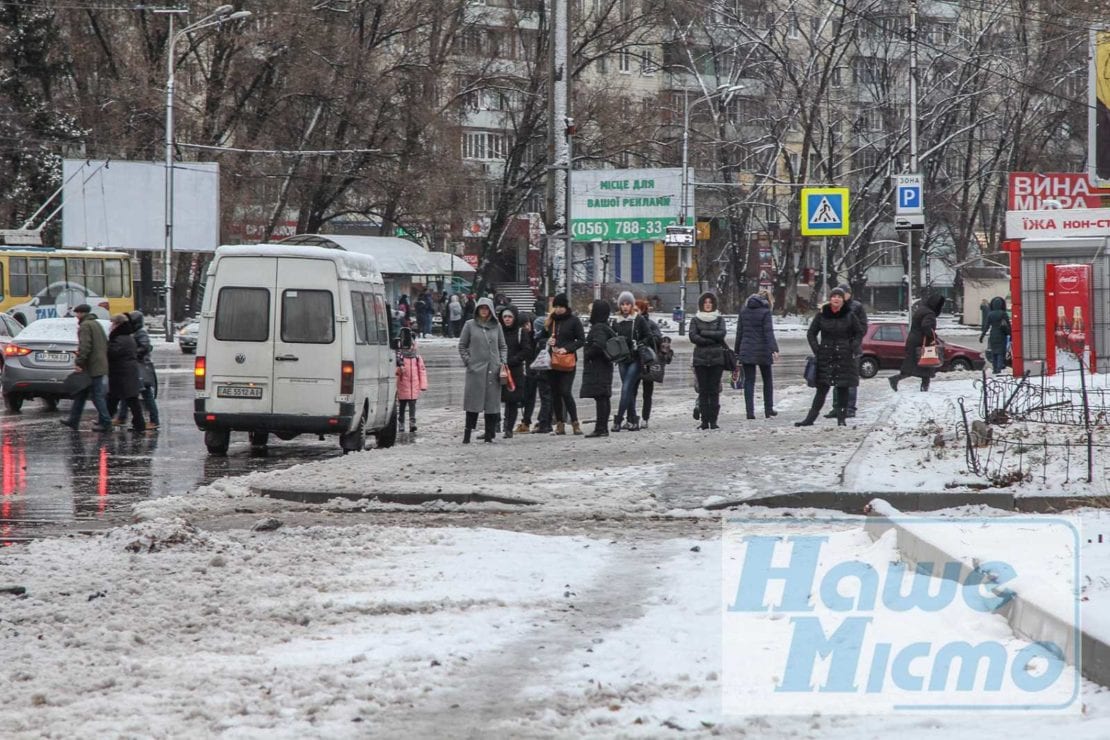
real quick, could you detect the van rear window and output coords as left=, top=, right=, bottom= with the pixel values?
left=215, top=287, right=270, bottom=342
left=282, top=289, right=334, bottom=344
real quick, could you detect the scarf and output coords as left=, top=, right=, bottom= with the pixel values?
left=696, top=310, right=721, bottom=322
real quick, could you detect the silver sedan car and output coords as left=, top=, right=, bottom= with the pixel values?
left=1, top=317, right=110, bottom=412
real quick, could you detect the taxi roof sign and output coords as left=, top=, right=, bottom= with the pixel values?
left=800, top=187, right=850, bottom=237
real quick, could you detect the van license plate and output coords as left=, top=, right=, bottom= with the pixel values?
left=217, top=385, right=263, bottom=399
left=35, top=351, right=71, bottom=363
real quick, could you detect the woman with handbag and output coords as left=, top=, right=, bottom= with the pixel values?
left=458, top=297, right=507, bottom=443
left=689, top=292, right=730, bottom=430
left=610, top=291, right=652, bottom=432
left=796, top=287, right=864, bottom=427
left=498, top=305, right=532, bottom=439
left=580, top=299, right=617, bottom=438
left=888, top=293, right=946, bottom=392
left=734, top=289, right=780, bottom=420
left=544, top=293, right=585, bottom=435
left=636, top=300, right=669, bottom=430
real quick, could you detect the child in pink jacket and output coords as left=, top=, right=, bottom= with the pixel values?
left=396, top=328, right=428, bottom=433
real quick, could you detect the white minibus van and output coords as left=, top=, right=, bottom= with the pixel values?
left=193, top=244, right=398, bottom=455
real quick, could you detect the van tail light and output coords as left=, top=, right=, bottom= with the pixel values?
left=3, top=344, right=31, bottom=357
left=340, top=361, right=354, bottom=395
left=194, top=356, right=207, bottom=390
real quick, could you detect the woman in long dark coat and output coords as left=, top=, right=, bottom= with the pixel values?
left=889, top=293, right=946, bottom=392
left=498, top=305, right=533, bottom=438
left=796, top=288, right=863, bottom=427
left=979, top=296, right=1010, bottom=374
left=580, top=299, right=616, bottom=438
left=734, top=289, right=780, bottom=419
left=106, top=314, right=147, bottom=433
left=689, top=291, right=730, bottom=430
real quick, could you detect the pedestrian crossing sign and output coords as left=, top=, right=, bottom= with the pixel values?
left=800, top=187, right=850, bottom=236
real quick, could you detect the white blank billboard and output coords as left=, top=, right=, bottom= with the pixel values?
left=61, top=159, right=220, bottom=252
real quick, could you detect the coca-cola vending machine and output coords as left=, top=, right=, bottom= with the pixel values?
left=1045, top=264, right=1096, bottom=374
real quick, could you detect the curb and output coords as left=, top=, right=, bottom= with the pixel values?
left=252, top=487, right=540, bottom=507
left=705, top=490, right=1110, bottom=514
left=864, top=498, right=1110, bottom=691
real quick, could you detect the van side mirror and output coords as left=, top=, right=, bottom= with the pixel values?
left=389, top=337, right=401, bottom=350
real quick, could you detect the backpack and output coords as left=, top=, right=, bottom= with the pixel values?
left=604, top=334, right=632, bottom=363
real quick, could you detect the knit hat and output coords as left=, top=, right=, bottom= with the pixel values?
left=552, top=293, right=570, bottom=309
left=837, top=283, right=852, bottom=295
left=617, top=290, right=635, bottom=306
left=830, top=287, right=847, bottom=298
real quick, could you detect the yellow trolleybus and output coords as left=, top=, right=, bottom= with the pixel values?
left=0, top=247, right=134, bottom=325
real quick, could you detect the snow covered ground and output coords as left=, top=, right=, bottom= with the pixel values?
left=6, top=353, right=1110, bottom=735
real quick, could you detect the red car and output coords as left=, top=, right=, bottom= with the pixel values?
left=858, top=322, right=985, bottom=379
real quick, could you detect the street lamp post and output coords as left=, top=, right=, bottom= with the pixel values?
left=679, top=84, right=743, bottom=336
left=159, top=5, right=251, bottom=341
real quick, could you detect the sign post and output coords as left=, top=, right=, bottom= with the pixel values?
left=666, top=225, right=696, bottom=335
left=800, top=187, right=850, bottom=301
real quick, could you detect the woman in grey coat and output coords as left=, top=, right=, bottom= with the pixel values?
left=458, top=296, right=508, bottom=443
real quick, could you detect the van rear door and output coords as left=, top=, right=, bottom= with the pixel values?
left=272, top=258, right=342, bottom=416
left=206, top=257, right=277, bottom=414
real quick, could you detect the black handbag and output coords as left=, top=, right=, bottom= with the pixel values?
left=62, top=371, right=92, bottom=396
left=644, top=358, right=665, bottom=383
left=804, top=356, right=818, bottom=388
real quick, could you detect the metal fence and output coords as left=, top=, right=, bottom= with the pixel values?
left=958, top=365, right=1110, bottom=485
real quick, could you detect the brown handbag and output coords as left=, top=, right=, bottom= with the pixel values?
left=550, top=323, right=577, bottom=372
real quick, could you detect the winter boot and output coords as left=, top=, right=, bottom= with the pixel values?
left=483, top=414, right=498, bottom=443
left=836, top=407, right=847, bottom=426
left=515, top=422, right=530, bottom=434
left=503, top=407, right=517, bottom=439
left=555, top=422, right=566, bottom=435
left=794, top=396, right=823, bottom=427
left=611, top=416, right=623, bottom=433
left=640, top=419, right=649, bottom=430
left=710, top=403, right=721, bottom=430
left=463, top=412, right=478, bottom=444
left=463, top=428, right=472, bottom=444
left=920, top=378, right=931, bottom=392
left=888, top=376, right=899, bottom=392
left=572, top=421, right=583, bottom=435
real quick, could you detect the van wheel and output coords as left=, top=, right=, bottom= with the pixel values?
left=42, top=397, right=59, bottom=412
left=375, top=407, right=398, bottom=449
left=205, top=429, right=230, bottom=456
left=3, top=392, right=23, bottom=413
left=340, top=410, right=367, bottom=454
left=249, top=431, right=269, bottom=448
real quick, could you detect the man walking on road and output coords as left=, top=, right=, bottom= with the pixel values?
left=61, top=304, right=112, bottom=431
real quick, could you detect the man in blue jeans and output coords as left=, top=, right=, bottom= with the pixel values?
left=60, top=304, right=112, bottom=431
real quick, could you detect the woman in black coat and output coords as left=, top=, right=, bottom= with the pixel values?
left=580, top=299, right=616, bottom=438
left=498, top=305, right=533, bottom=438
left=543, top=293, right=586, bottom=435
left=889, top=293, right=946, bottom=392
left=734, top=289, right=780, bottom=420
left=106, top=314, right=147, bottom=433
left=689, top=291, right=730, bottom=429
left=979, top=296, right=1010, bottom=374
left=796, top=288, right=863, bottom=427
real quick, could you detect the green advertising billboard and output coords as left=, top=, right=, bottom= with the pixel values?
left=570, top=168, right=687, bottom=241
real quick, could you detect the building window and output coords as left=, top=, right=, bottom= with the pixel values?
left=859, top=108, right=884, bottom=132
left=619, top=49, right=632, bottom=73
left=597, top=53, right=608, bottom=74
left=640, top=50, right=656, bottom=76
left=787, top=12, right=800, bottom=39
left=852, top=56, right=883, bottom=86
left=463, top=131, right=507, bottom=160
left=853, top=148, right=880, bottom=172
left=479, top=181, right=501, bottom=211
